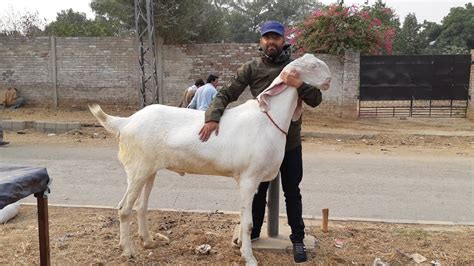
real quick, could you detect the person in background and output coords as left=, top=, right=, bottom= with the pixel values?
left=1, top=88, right=25, bottom=109
left=178, top=79, right=205, bottom=107
left=187, top=74, right=219, bottom=111
left=0, top=124, right=9, bottom=146
left=198, top=21, right=325, bottom=263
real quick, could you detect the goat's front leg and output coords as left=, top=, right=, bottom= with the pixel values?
left=239, top=178, right=259, bottom=266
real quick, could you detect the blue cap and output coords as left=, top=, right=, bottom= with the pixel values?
left=260, top=21, right=285, bottom=37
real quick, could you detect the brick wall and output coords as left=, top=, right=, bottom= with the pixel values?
left=0, top=37, right=139, bottom=108
left=160, top=43, right=259, bottom=106
left=0, top=37, right=359, bottom=118
left=55, top=37, right=138, bottom=107
left=0, top=37, right=52, bottom=105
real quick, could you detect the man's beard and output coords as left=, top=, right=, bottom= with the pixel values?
left=263, top=44, right=283, bottom=59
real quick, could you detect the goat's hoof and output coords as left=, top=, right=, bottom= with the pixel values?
left=243, top=255, right=258, bottom=266
left=121, top=249, right=136, bottom=259
left=140, top=235, right=156, bottom=248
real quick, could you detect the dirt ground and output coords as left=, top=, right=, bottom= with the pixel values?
left=0, top=205, right=473, bottom=265
left=1, top=107, right=474, bottom=264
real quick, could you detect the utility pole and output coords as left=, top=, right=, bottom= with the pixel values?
left=134, top=0, right=160, bottom=108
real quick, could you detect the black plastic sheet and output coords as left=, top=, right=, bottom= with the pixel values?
left=360, top=54, right=470, bottom=101
left=0, top=165, right=50, bottom=209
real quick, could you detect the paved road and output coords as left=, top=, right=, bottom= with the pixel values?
left=1, top=143, right=472, bottom=223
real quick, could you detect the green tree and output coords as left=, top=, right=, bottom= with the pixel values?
left=89, top=0, right=319, bottom=43
left=394, top=3, right=473, bottom=55
left=44, top=9, right=123, bottom=37
left=221, top=0, right=320, bottom=42
left=156, top=0, right=226, bottom=43
left=434, top=3, right=473, bottom=54
left=417, top=20, right=443, bottom=54
left=393, top=13, right=422, bottom=55
left=90, top=0, right=134, bottom=28
left=90, top=0, right=226, bottom=44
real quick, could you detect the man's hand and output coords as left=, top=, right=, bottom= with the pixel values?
left=199, top=121, right=219, bottom=142
left=280, top=69, right=303, bottom=88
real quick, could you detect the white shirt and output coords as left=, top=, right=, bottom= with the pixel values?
left=187, top=83, right=217, bottom=111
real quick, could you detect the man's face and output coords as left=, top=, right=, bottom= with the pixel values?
left=260, top=32, right=285, bottom=58
left=211, top=79, right=219, bottom=87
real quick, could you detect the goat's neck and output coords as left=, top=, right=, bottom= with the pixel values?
left=265, top=86, right=299, bottom=132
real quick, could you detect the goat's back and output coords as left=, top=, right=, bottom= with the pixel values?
left=117, top=102, right=286, bottom=177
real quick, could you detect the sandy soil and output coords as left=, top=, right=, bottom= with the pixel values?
left=0, top=205, right=473, bottom=265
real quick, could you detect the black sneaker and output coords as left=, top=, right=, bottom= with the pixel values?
left=292, top=241, right=307, bottom=263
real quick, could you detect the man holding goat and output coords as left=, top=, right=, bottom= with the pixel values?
left=199, top=20, right=327, bottom=263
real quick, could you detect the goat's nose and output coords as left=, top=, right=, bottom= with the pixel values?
left=320, top=78, right=331, bottom=91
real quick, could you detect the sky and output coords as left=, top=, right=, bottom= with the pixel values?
left=0, top=0, right=472, bottom=25
left=319, top=0, right=472, bottom=23
left=0, top=0, right=94, bottom=23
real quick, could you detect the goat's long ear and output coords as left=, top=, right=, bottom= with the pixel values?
left=256, top=79, right=286, bottom=112
left=264, top=76, right=284, bottom=95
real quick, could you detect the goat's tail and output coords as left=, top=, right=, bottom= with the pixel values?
left=88, top=104, right=127, bottom=136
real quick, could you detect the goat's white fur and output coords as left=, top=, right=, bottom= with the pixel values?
left=89, top=54, right=331, bottom=265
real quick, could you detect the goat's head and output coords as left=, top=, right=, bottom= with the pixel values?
left=284, top=53, right=332, bottom=91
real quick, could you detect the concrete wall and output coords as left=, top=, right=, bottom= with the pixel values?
left=0, top=37, right=359, bottom=117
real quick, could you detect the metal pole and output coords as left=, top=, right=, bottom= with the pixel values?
left=134, top=0, right=159, bottom=108
left=267, top=173, right=280, bottom=237
left=135, top=0, right=146, bottom=108
left=35, top=192, right=50, bottom=266
left=146, top=0, right=160, bottom=104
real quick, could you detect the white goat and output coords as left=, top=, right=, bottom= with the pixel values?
left=89, top=53, right=331, bottom=265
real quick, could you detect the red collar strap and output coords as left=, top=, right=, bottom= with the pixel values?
left=264, top=111, right=288, bottom=136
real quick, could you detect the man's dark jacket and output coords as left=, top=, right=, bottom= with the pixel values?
left=205, top=48, right=322, bottom=151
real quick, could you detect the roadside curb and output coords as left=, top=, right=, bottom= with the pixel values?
left=1, top=120, right=81, bottom=134
left=20, top=202, right=474, bottom=226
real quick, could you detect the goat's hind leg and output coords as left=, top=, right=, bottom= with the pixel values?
left=118, top=167, right=150, bottom=259
left=136, top=173, right=169, bottom=248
